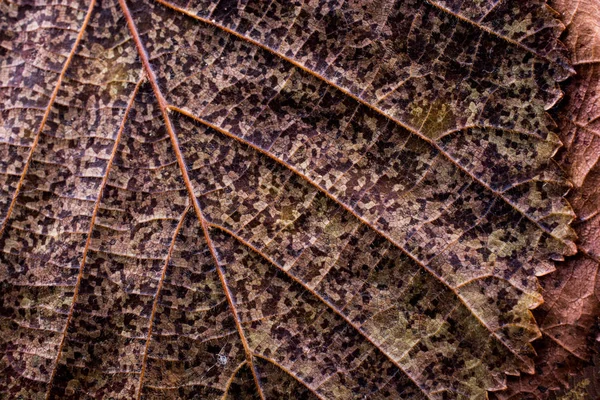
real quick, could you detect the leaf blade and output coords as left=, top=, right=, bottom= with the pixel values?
left=0, top=0, right=581, bottom=398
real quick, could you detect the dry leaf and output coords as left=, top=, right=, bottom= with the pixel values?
left=497, top=0, right=600, bottom=398
left=0, top=0, right=579, bottom=399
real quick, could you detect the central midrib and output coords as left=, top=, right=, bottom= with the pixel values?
left=118, top=0, right=267, bottom=398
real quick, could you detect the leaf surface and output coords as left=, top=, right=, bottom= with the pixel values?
left=498, top=0, right=600, bottom=398
left=0, top=0, right=577, bottom=398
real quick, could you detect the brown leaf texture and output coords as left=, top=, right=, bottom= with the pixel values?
left=0, top=0, right=578, bottom=399
left=497, top=0, right=600, bottom=398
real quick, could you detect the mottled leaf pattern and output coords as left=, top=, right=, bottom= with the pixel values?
left=0, top=0, right=580, bottom=399
left=498, top=0, right=600, bottom=398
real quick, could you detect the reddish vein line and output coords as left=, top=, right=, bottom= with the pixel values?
left=44, top=75, right=144, bottom=399
left=118, top=1, right=265, bottom=398
left=169, top=105, right=538, bottom=372
left=424, top=0, right=575, bottom=74
left=221, top=361, right=249, bottom=400
left=153, top=0, right=575, bottom=252
left=154, top=0, right=567, bottom=72
left=205, top=225, right=266, bottom=400
left=252, top=354, right=328, bottom=400
left=209, top=223, right=433, bottom=400
left=136, top=205, right=190, bottom=400
left=543, top=329, right=588, bottom=361
left=0, top=0, right=96, bottom=239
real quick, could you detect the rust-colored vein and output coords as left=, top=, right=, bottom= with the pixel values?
left=252, top=354, right=328, bottom=400
left=209, top=223, right=434, bottom=400
left=170, top=105, right=538, bottom=372
left=0, top=0, right=96, bottom=239
left=153, top=0, right=575, bottom=253
left=44, top=75, right=144, bottom=400
left=136, top=205, right=190, bottom=400
left=118, top=1, right=265, bottom=398
left=543, top=331, right=589, bottom=361
left=206, top=227, right=267, bottom=400
left=424, top=0, right=574, bottom=75
left=221, top=361, right=248, bottom=400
